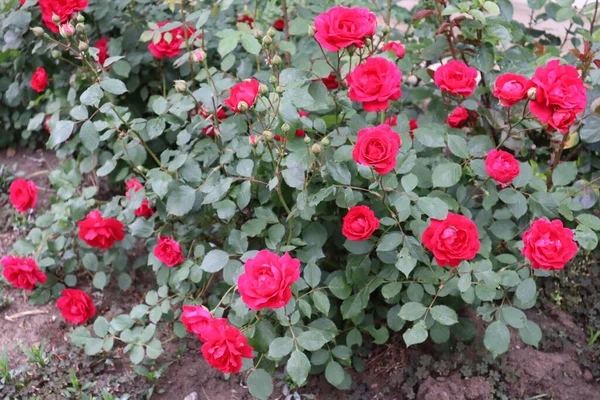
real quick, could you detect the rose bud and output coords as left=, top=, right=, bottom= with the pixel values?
left=193, top=50, right=206, bottom=63
left=174, top=80, right=188, bottom=93
left=31, top=27, right=44, bottom=37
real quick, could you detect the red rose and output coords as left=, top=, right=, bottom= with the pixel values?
left=181, top=305, right=216, bottom=340
left=125, top=177, right=143, bottom=199
left=493, top=73, right=532, bottom=107
left=238, top=250, right=300, bottom=310
left=385, top=116, right=418, bottom=139
left=318, top=73, right=340, bottom=90
left=39, top=0, right=88, bottom=33
left=135, top=199, right=155, bottom=219
left=148, top=21, right=196, bottom=59
left=200, top=318, right=254, bottom=374
left=446, top=106, right=470, bottom=128
left=153, top=236, right=185, bottom=267
left=44, top=116, right=53, bottom=134
left=522, top=219, right=577, bottom=270
left=77, top=210, right=125, bottom=249
left=485, top=149, right=520, bottom=187
left=1, top=256, right=47, bottom=290
left=223, top=79, right=261, bottom=113
left=198, top=107, right=228, bottom=136
left=95, top=38, right=109, bottom=65
left=125, top=177, right=155, bottom=217
left=347, top=57, right=402, bottom=112
left=529, top=60, right=586, bottom=133
left=382, top=41, right=405, bottom=59
left=237, top=14, right=254, bottom=29
left=434, top=60, right=478, bottom=97
left=30, top=67, right=48, bottom=93
left=314, top=6, right=377, bottom=52
left=422, top=212, right=480, bottom=267
left=9, top=178, right=38, bottom=213
left=249, top=135, right=258, bottom=145
left=342, top=205, right=380, bottom=241
left=273, top=19, right=285, bottom=31
left=352, top=124, right=401, bottom=174
left=56, top=289, right=96, bottom=324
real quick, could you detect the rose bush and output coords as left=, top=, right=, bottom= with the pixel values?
left=1, top=0, right=600, bottom=397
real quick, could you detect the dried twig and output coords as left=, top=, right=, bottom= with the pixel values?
left=4, top=309, right=48, bottom=322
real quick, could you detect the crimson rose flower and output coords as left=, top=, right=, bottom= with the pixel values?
left=95, top=38, right=109, bottom=65
left=56, top=289, right=96, bottom=324
left=39, top=0, right=88, bottom=33
left=446, top=106, right=470, bottom=128
left=342, top=205, right=380, bottom=241
left=347, top=57, right=402, bottom=112
left=181, top=305, right=217, bottom=340
left=382, top=41, right=406, bottom=59
left=224, top=79, right=261, bottom=113
left=273, top=19, right=284, bottom=31
left=148, top=21, right=196, bottom=59
left=125, top=178, right=155, bottom=218
left=237, top=14, right=254, bottom=28
left=352, top=124, right=401, bottom=174
left=77, top=210, right=125, bottom=249
left=314, top=6, right=377, bottom=52
left=317, top=73, right=340, bottom=90
left=44, top=117, right=53, bottom=134
left=198, top=107, right=228, bottom=135
left=238, top=250, right=300, bottom=310
left=529, top=60, right=586, bottom=133
left=125, top=177, right=143, bottom=199
left=9, top=178, right=38, bottom=213
left=422, top=212, right=480, bottom=267
left=154, top=236, right=185, bottom=267
left=1, top=256, right=47, bottom=290
left=386, top=116, right=418, bottom=139
left=522, top=219, right=577, bottom=270
left=200, top=318, right=254, bottom=374
left=30, top=67, right=48, bottom=93
left=485, top=149, right=520, bottom=187
left=493, top=73, right=532, bottom=107
left=434, top=60, right=478, bottom=97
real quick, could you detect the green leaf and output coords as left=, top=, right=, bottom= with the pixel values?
left=399, top=302, right=427, bottom=321
left=240, top=34, right=261, bottom=55
left=417, top=197, right=449, bottom=220
left=286, top=350, right=310, bottom=385
left=166, top=185, right=196, bottom=216
left=100, top=78, right=128, bottom=95
left=146, top=339, right=163, bottom=359
left=396, top=248, right=417, bottom=277
left=325, top=361, right=345, bottom=386
left=483, top=1, right=500, bottom=15
left=432, top=163, right=462, bottom=188
left=501, top=306, right=527, bottom=329
left=130, top=345, right=145, bottom=364
left=403, top=321, right=428, bottom=347
left=519, top=320, right=542, bottom=347
left=329, top=276, right=351, bottom=299
left=304, top=263, right=321, bottom=288
left=247, top=369, right=273, bottom=400
left=340, top=295, right=363, bottom=319
left=84, top=338, right=104, bottom=355
left=381, top=282, right=402, bottom=299
left=377, top=232, right=403, bottom=252
left=447, top=135, right=469, bottom=158
left=70, top=326, right=92, bottom=346
left=282, top=167, right=305, bottom=189
left=489, top=219, right=518, bottom=240
left=79, top=121, right=99, bottom=151
left=200, top=250, right=229, bottom=273
left=268, top=337, right=294, bottom=359
left=48, top=120, right=74, bottom=148
left=80, top=83, right=104, bottom=106
left=414, top=124, right=446, bottom=148
left=93, top=317, right=109, bottom=337
left=430, top=305, right=458, bottom=326
left=516, top=278, right=536, bottom=303
left=552, top=162, right=577, bottom=186
left=297, top=331, right=328, bottom=351
left=577, top=214, right=600, bottom=231
left=312, top=291, right=330, bottom=315
left=484, top=321, right=510, bottom=357
left=93, top=271, right=107, bottom=290
left=218, top=32, right=241, bottom=57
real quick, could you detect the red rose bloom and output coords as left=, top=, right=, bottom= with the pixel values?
left=493, top=73, right=532, bottom=107
left=318, top=73, right=340, bottom=90
left=446, top=106, right=470, bottom=128
left=125, top=177, right=143, bottom=199
left=352, top=124, right=401, bottom=174
left=342, top=205, right=380, bottom=241
left=273, top=19, right=285, bottom=31
left=44, top=117, right=53, bottom=134
left=314, top=6, right=377, bottom=52
left=200, top=318, right=254, bottom=374
left=39, top=0, right=88, bottom=33
left=522, top=219, right=577, bottom=270
left=1, top=256, right=47, bottom=291
left=485, top=149, right=520, bottom=187
left=529, top=60, right=586, bottom=133
left=30, top=67, right=48, bottom=93
left=223, top=79, right=261, bottom=113
left=237, top=14, right=254, bottom=29
left=148, top=21, right=196, bottom=59
left=198, top=107, right=228, bottom=136
left=181, top=305, right=217, bottom=340
left=125, top=177, right=155, bottom=218
left=154, top=236, right=185, bottom=267
left=9, top=178, right=38, bottom=213
left=434, top=60, right=478, bottom=97
left=385, top=116, right=418, bottom=139
left=95, top=38, right=109, bottom=65
left=347, top=57, right=402, bottom=112
left=238, top=250, right=300, bottom=310
left=77, top=210, right=125, bottom=249
left=56, top=289, right=96, bottom=324
left=422, top=212, right=480, bottom=267
left=135, top=200, right=155, bottom=218
left=382, top=41, right=406, bottom=59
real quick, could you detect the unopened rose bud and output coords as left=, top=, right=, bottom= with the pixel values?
left=364, top=38, right=372, bottom=47
left=60, top=24, right=74, bottom=38
left=51, top=50, right=61, bottom=59
left=77, top=14, right=85, bottom=23
left=267, top=27, right=277, bottom=37
left=237, top=101, right=249, bottom=113
left=527, top=87, right=537, bottom=100
left=303, top=136, right=311, bottom=144
left=174, top=80, right=188, bottom=93
left=262, top=130, right=274, bottom=141
left=311, top=143, right=322, bottom=154
left=31, top=27, right=44, bottom=37
left=249, top=135, right=258, bottom=145
left=321, top=137, right=330, bottom=147
left=76, top=23, right=85, bottom=33
left=347, top=44, right=357, bottom=54
left=262, top=35, right=272, bottom=45
left=78, top=41, right=88, bottom=51
left=269, top=75, right=277, bottom=84
left=382, top=25, right=391, bottom=35
left=271, top=54, right=282, bottom=66
left=193, top=49, right=206, bottom=63
left=308, top=25, right=316, bottom=37
left=281, top=123, right=290, bottom=133
left=52, top=13, right=60, bottom=23
left=275, top=86, right=284, bottom=94
left=253, top=29, right=263, bottom=39
left=259, top=83, right=269, bottom=95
